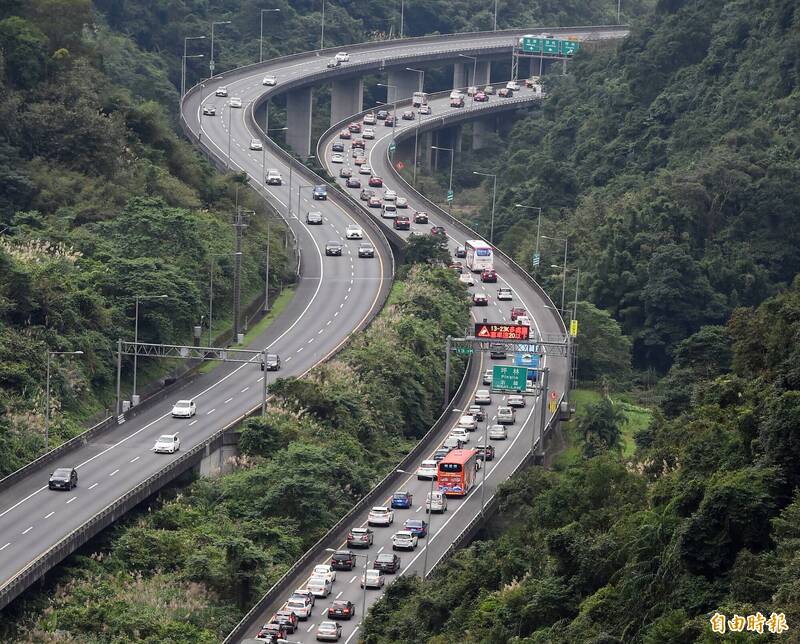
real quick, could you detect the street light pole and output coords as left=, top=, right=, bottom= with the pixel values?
left=210, top=20, right=231, bottom=77
left=182, top=35, right=206, bottom=104
left=320, top=0, right=326, bottom=50
left=474, top=172, right=497, bottom=243
left=515, top=203, right=543, bottom=262
left=45, top=350, right=84, bottom=450
left=181, top=54, right=204, bottom=112
left=493, top=0, right=498, bottom=31
left=260, top=9, right=280, bottom=63
left=406, top=68, right=425, bottom=185
left=432, top=145, right=455, bottom=215
left=542, top=234, right=568, bottom=312
left=400, top=0, right=405, bottom=38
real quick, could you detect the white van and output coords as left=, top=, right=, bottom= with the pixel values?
left=426, top=490, right=447, bottom=513
left=497, top=406, right=515, bottom=425
left=412, top=91, right=428, bottom=107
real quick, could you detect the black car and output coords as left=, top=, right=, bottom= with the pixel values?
left=413, top=211, right=429, bottom=224
left=401, top=110, right=415, bottom=120
left=257, top=622, right=287, bottom=641
left=384, top=115, right=395, bottom=126
left=49, top=467, right=77, bottom=490
left=325, top=241, right=343, bottom=256
left=306, top=211, right=323, bottom=225
left=376, top=109, right=389, bottom=120
left=331, top=142, right=345, bottom=152
left=468, top=406, right=486, bottom=422
left=393, top=216, right=410, bottom=230
left=360, top=188, right=374, bottom=201
left=358, top=242, right=375, bottom=258
left=313, top=184, right=328, bottom=200
left=330, top=550, right=356, bottom=570
left=455, top=246, right=467, bottom=258
left=272, top=610, right=299, bottom=634
left=327, top=599, right=356, bottom=620
left=489, top=343, right=507, bottom=359
left=476, top=444, right=496, bottom=461
left=433, top=448, right=450, bottom=462
left=346, top=177, right=361, bottom=188
left=373, top=552, right=401, bottom=573
left=260, top=353, right=281, bottom=371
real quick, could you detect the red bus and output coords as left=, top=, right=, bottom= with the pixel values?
left=437, top=449, right=478, bottom=497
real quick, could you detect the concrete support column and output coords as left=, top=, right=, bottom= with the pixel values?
left=286, top=87, right=313, bottom=157
left=330, top=77, right=363, bottom=126
left=420, top=130, right=433, bottom=169
left=453, top=63, right=467, bottom=90
left=472, top=60, right=491, bottom=87
left=387, top=68, right=419, bottom=104
left=453, top=125, right=463, bottom=153
left=472, top=116, right=495, bottom=150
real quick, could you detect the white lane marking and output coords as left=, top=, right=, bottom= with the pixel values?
left=22, top=526, right=33, bottom=535
left=257, top=377, right=264, bottom=382
left=334, top=311, right=339, bottom=317
left=130, top=456, right=140, bottom=463
left=326, top=320, right=332, bottom=326
left=345, top=625, right=360, bottom=644
left=224, top=397, right=233, bottom=404
left=307, top=624, right=315, bottom=633
left=88, top=483, right=98, bottom=490
left=206, top=409, right=216, bottom=415
left=348, top=575, right=357, bottom=584
left=285, top=356, right=293, bottom=362
left=109, top=469, right=119, bottom=477
left=336, top=591, right=343, bottom=599
left=0, top=543, right=9, bottom=551
left=241, top=387, right=249, bottom=393
left=66, top=496, right=77, bottom=504
left=377, top=546, right=384, bottom=553
left=318, top=328, right=323, bottom=335
left=320, top=607, right=328, bottom=615
left=308, top=338, right=314, bottom=344
left=44, top=512, right=55, bottom=519
left=297, top=347, right=304, bottom=353
left=189, top=420, right=198, bottom=426
left=415, top=505, right=423, bottom=513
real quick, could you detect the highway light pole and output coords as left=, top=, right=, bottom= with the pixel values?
left=45, top=350, right=83, bottom=450
left=208, top=252, right=242, bottom=346
left=399, top=0, right=405, bottom=38
left=259, top=9, right=280, bottom=63
left=132, top=294, right=168, bottom=404
left=473, top=171, right=497, bottom=243
left=431, top=145, right=454, bottom=215
left=542, top=234, right=568, bottom=312
left=493, top=0, right=498, bottom=30
left=459, top=53, right=477, bottom=96
left=182, top=34, right=206, bottom=98
left=209, top=20, right=231, bottom=77
left=320, top=0, right=326, bottom=50
left=181, top=54, right=204, bottom=112
left=406, top=67, right=425, bottom=184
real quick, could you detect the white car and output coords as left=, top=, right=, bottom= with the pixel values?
left=457, top=414, right=477, bottom=431
left=229, top=97, right=242, bottom=108
left=266, top=169, right=282, bottom=185
left=508, top=394, right=526, bottom=408
left=383, top=189, right=397, bottom=201
left=363, top=112, right=377, bottom=125
left=450, top=427, right=470, bottom=443
left=391, top=530, right=419, bottom=551
left=506, top=80, right=521, bottom=91
left=331, top=152, right=344, bottom=164
left=459, top=273, right=475, bottom=286
left=306, top=576, right=332, bottom=598
left=359, top=164, right=372, bottom=175
left=396, top=196, right=408, bottom=208
left=497, top=287, right=513, bottom=300
left=416, top=459, right=438, bottom=480
left=202, top=105, right=216, bottom=116
left=335, top=51, right=350, bottom=62
left=449, top=90, right=464, bottom=100
left=497, top=406, right=516, bottom=425
left=361, top=569, right=385, bottom=589
left=326, top=58, right=340, bottom=68
left=382, top=204, right=397, bottom=219
left=368, top=506, right=394, bottom=526
left=345, top=224, right=363, bottom=239
left=475, top=389, right=492, bottom=405
left=489, top=424, right=508, bottom=440
left=285, top=597, right=313, bottom=620
left=426, top=490, right=447, bottom=513
left=419, top=104, right=432, bottom=115
left=443, top=435, right=463, bottom=450
left=362, top=127, right=375, bottom=139
left=313, top=564, right=336, bottom=583
left=249, top=138, right=263, bottom=151
left=171, top=400, right=196, bottom=418
left=262, top=75, right=277, bottom=86
left=152, top=433, right=180, bottom=453
left=483, top=370, right=493, bottom=385
left=215, top=86, right=228, bottom=97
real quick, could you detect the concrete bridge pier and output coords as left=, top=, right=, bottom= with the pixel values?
left=286, top=87, right=313, bottom=157
left=331, top=77, right=363, bottom=126
left=472, top=115, right=496, bottom=150
left=387, top=68, right=419, bottom=104
left=197, top=430, right=241, bottom=478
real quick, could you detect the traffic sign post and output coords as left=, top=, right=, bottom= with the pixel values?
left=532, top=252, right=540, bottom=268
left=454, top=346, right=474, bottom=355
left=475, top=322, right=530, bottom=340
left=492, top=365, right=528, bottom=393
left=548, top=390, right=558, bottom=413
left=446, top=189, right=454, bottom=203
left=570, top=319, right=578, bottom=337
left=389, top=142, right=396, bottom=154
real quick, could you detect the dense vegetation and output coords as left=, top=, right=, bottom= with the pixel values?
left=433, top=0, right=800, bottom=375
left=363, top=279, right=800, bottom=642
left=0, top=1, right=292, bottom=473
left=4, top=262, right=469, bottom=642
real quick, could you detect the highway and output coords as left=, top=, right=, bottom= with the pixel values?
left=234, top=86, right=568, bottom=642
left=0, top=24, right=621, bottom=614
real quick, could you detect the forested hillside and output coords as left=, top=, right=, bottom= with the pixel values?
left=444, top=0, right=800, bottom=372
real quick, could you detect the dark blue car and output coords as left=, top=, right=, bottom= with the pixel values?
left=390, top=490, right=413, bottom=509
left=403, top=518, right=428, bottom=538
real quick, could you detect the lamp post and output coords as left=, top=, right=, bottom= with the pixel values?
left=325, top=548, right=369, bottom=625
left=320, top=0, right=326, bottom=50
left=406, top=67, right=425, bottom=184
left=45, top=350, right=83, bottom=450
left=459, top=53, right=477, bottom=95
left=259, top=9, right=281, bottom=63
left=493, top=0, right=498, bottom=30
left=181, top=54, right=204, bottom=113
left=551, top=265, right=580, bottom=321
left=618, top=0, right=622, bottom=24
left=132, top=294, right=168, bottom=403
left=542, top=234, right=568, bottom=312
left=473, top=171, right=497, bottom=243
left=399, top=0, right=405, bottom=38
left=431, top=145, right=454, bottom=214
left=182, top=35, right=206, bottom=101
left=515, top=203, right=543, bottom=265
left=208, top=252, right=241, bottom=346
left=210, top=20, right=231, bottom=77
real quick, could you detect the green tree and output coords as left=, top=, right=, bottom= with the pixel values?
left=573, top=300, right=632, bottom=382
left=577, top=397, right=626, bottom=457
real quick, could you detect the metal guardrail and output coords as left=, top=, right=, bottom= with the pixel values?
left=223, top=352, right=479, bottom=643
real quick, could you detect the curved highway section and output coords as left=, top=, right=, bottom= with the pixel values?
left=0, top=25, right=626, bottom=614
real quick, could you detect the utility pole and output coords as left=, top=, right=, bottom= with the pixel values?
left=232, top=210, right=250, bottom=342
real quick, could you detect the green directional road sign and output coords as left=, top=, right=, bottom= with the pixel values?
left=543, top=38, right=559, bottom=54
left=454, top=346, right=474, bottom=356
left=389, top=142, right=396, bottom=153
left=560, top=40, right=579, bottom=56
left=447, top=189, right=454, bottom=203
left=492, top=365, right=528, bottom=393
left=532, top=252, right=540, bottom=267
left=521, top=37, right=543, bottom=53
